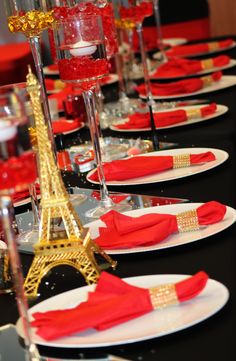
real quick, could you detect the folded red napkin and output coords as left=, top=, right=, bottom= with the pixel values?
left=48, top=86, right=82, bottom=110
left=47, top=64, right=59, bottom=71
left=114, top=103, right=217, bottom=130
left=166, top=38, right=234, bottom=57
left=45, top=78, right=66, bottom=91
left=52, top=118, right=82, bottom=134
left=94, top=201, right=226, bottom=249
left=13, top=183, right=40, bottom=203
left=88, top=151, right=216, bottom=182
left=151, top=55, right=230, bottom=78
left=136, top=71, right=222, bottom=96
left=31, top=271, right=208, bottom=340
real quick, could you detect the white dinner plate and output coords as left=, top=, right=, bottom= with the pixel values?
left=110, top=104, right=228, bottom=132
left=153, top=41, right=236, bottom=59
left=139, top=75, right=236, bottom=100
left=53, top=121, right=85, bottom=136
left=43, top=66, right=59, bottom=75
left=150, top=59, right=236, bottom=80
left=163, top=37, right=187, bottom=47
left=87, top=147, right=229, bottom=186
left=84, top=203, right=236, bottom=255
left=16, top=274, right=229, bottom=348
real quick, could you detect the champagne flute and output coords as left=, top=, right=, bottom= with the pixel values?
left=0, top=83, right=40, bottom=361
left=3, top=0, right=56, bottom=151
left=53, top=14, right=131, bottom=218
left=119, top=0, right=159, bottom=150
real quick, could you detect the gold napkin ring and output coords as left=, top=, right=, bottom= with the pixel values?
left=201, top=75, right=213, bottom=87
left=201, top=59, right=214, bottom=70
left=149, top=284, right=179, bottom=309
left=173, top=154, right=191, bottom=168
left=186, top=109, right=202, bottom=120
left=208, top=42, right=219, bottom=51
left=176, top=209, right=199, bottom=232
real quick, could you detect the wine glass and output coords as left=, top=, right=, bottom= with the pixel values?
left=119, top=0, right=159, bottom=150
left=53, top=14, right=131, bottom=219
left=3, top=0, right=56, bottom=152
left=0, top=83, right=40, bottom=360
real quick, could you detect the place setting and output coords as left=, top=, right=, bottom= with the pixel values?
left=110, top=103, right=228, bottom=132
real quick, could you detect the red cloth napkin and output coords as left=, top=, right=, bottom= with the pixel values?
left=166, top=39, right=234, bottom=57
left=13, top=184, right=40, bottom=203
left=48, top=86, right=82, bottom=110
left=94, top=201, right=226, bottom=249
left=31, top=271, right=208, bottom=340
left=47, top=64, right=59, bottom=71
left=151, top=55, right=230, bottom=78
left=88, top=151, right=216, bottom=182
left=52, top=118, right=82, bottom=134
left=114, top=103, right=217, bottom=130
left=136, top=71, right=222, bottom=96
left=45, top=78, right=66, bottom=91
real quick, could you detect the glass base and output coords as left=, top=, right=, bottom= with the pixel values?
left=85, top=202, right=132, bottom=220
left=17, top=228, right=39, bottom=245
left=104, top=96, right=146, bottom=120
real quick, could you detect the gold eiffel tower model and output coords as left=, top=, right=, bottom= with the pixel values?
left=24, top=67, right=116, bottom=297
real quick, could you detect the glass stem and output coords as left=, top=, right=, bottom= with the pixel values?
left=136, top=23, right=159, bottom=151
left=0, top=196, right=40, bottom=361
left=28, top=183, right=40, bottom=228
left=114, top=53, right=127, bottom=99
left=83, top=88, right=113, bottom=207
left=153, top=0, right=167, bottom=62
left=28, top=36, right=56, bottom=156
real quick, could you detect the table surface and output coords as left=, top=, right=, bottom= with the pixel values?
left=1, top=37, right=236, bottom=361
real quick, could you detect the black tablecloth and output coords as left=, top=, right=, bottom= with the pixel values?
left=1, top=38, right=236, bottom=361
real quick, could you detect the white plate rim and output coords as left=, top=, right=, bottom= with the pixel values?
left=153, top=41, right=236, bottom=59
left=149, top=59, right=236, bottom=80
left=16, top=274, right=229, bottom=348
left=110, top=104, right=228, bottom=132
left=87, top=147, right=229, bottom=186
left=84, top=203, right=236, bottom=254
left=139, top=75, right=236, bottom=100
left=53, top=121, right=85, bottom=136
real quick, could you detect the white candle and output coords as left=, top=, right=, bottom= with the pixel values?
left=70, top=41, right=97, bottom=56
left=0, top=121, right=17, bottom=142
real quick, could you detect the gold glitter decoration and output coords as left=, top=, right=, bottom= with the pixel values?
left=186, top=108, right=202, bottom=120
left=54, top=79, right=66, bottom=90
left=176, top=209, right=199, bottom=232
left=173, top=154, right=191, bottom=168
left=149, top=284, right=178, bottom=309
left=8, top=10, right=56, bottom=37
left=208, top=42, right=219, bottom=51
left=201, top=59, right=214, bottom=70
left=115, top=19, right=136, bottom=30
left=24, top=67, right=116, bottom=297
left=201, top=75, right=213, bottom=87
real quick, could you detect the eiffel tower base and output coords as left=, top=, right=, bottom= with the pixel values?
left=24, top=237, right=108, bottom=298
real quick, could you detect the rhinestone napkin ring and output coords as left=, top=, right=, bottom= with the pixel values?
left=186, top=108, right=202, bottom=120
left=173, top=154, right=191, bottom=168
left=202, top=75, right=213, bottom=87
left=201, top=59, right=214, bottom=70
left=176, top=209, right=199, bottom=232
left=208, top=42, right=219, bottom=51
left=149, top=284, right=179, bottom=309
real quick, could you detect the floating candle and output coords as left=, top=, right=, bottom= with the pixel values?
left=70, top=41, right=97, bottom=56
